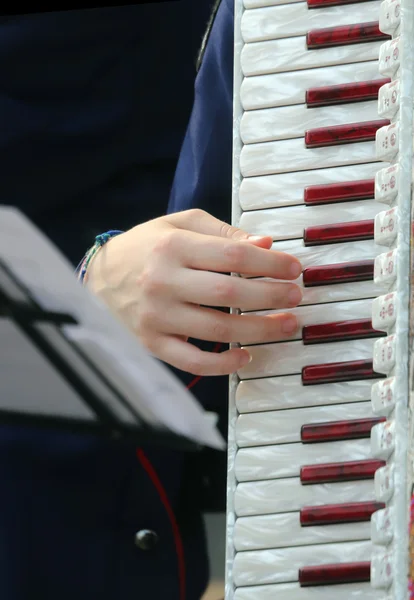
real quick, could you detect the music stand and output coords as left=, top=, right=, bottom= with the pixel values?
left=0, top=206, right=223, bottom=451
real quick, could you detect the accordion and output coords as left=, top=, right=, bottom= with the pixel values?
left=227, top=0, right=414, bottom=598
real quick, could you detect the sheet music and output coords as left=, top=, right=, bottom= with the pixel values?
left=0, top=205, right=225, bottom=450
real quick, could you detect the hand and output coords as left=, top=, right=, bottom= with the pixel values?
left=86, top=209, right=302, bottom=376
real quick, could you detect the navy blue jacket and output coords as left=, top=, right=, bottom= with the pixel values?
left=0, top=1, right=234, bottom=599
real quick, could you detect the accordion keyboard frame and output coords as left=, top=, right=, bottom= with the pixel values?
left=228, top=0, right=414, bottom=598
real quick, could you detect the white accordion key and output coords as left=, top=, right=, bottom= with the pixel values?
left=375, top=164, right=400, bottom=205
left=371, top=551, right=393, bottom=589
left=239, top=163, right=382, bottom=211
left=378, top=80, right=400, bottom=119
left=371, top=377, right=397, bottom=416
left=240, top=62, right=382, bottom=111
left=241, top=299, right=374, bottom=345
left=371, top=420, right=395, bottom=460
left=379, top=0, right=401, bottom=34
left=233, top=512, right=371, bottom=552
left=239, top=338, right=374, bottom=380
left=241, top=277, right=386, bottom=312
left=375, top=465, right=394, bottom=503
left=371, top=507, right=394, bottom=545
left=243, top=298, right=372, bottom=337
left=373, top=334, right=397, bottom=374
left=240, top=138, right=377, bottom=177
left=237, top=377, right=378, bottom=414
left=235, top=401, right=373, bottom=447
left=235, top=478, right=375, bottom=517
left=241, top=36, right=381, bottom=77
left=240, top=100, right=378, bottom=145
left=378, top=37, right=401, bottom=76
left=269, top=238, right=379, bottom=270
left=240, top=201, right=383, bottom=241
left=374, top=207, right=398, bottom=246
left=375, top=122, right=400, bottom=162
left=372, top=292, right=397, bottom=331
left=241, top=2, right=381, bottom=43
left=233, top=540, right=372, bottom=587
left=235, top=439, right=371, bottom=482
left=374, top=249, right=398, bottom=285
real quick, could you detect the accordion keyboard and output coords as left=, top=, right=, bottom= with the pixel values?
left=228, top=0, right=414, bottom=598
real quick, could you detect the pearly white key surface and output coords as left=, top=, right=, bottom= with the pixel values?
left=240, top=240, right=381, bottom=280
left=234, top=511, right=371, bottom=551
left=235, top=478, right=375, bottom=517
left=236, top=377, right=379, bottom=414
left=239, top=163, right=383, bottom=211
left=236, top=401, right=373, bottom=447
left=240, top=61, right=381, bottom=110
left=239, top=298, right=373, bottom=345
left=235, top=438, right=372, bottom=482
left=234, top=582, right=385, bottom=600
left=233, top=540, right=372, bottom=586
left=241, top=37, right=381, bottom=76
left=240, top=138, right=378, bottom=177
left=239, top=200, right=383, bottom=240
left=240, top=278, right=385, bottom=312
left=268, top=238, right=380, bottom=269
left=238, top=338, right=375, bottom=380
left=241, top=100, right=378, bottom=144
left=241, top=1, right=381, bottom=43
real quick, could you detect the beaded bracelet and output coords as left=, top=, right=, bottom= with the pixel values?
left=76, top=230, right=124, bottom=283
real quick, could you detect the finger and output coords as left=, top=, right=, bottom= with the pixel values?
left=172, top=270, right=303, bottom=310
left=152, top=335, right=252, bottom=376
left=160, top=305, right=299, bottom=345
left=180, top=231, right=302, bottom=280
left=166, top=208, right=272, bottom=245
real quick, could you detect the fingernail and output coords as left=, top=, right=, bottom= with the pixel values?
left=240, top=351, right=252, bottom=366
left=287, top=287, right=303, bottom=306
left=282, top=315, right=299, bottom=334
left=290, top=262, right=302, bottom=279
left=244, top=235, right=266, bottom=241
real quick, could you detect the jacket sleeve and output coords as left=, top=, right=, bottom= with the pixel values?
left=167, top=0, right=234, bottom=225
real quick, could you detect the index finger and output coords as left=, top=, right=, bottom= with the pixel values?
left=182, top=231, right=302, bottom=280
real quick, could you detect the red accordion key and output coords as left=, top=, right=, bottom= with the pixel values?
left=302, top=318, right=382, bottom=344
left=306, top=79, right=390, bottom=108
left=308, top=0, right=373, bottom=9
left=301, top=417, right=385, bottom=443
left=302, top=359, right=380, bottom=385
left=307, top=22, right=390, bottom=50
left=305, top=120, right=389, bottom=148
left=300, top=459, right=385, bottom=484
left=299, top=562, right=371, bottom=586
left=300, top=501, right=385, bottom=526
left=304, top=220, right=374, bottom=246
left=303, top=260, right=374, bottom=287
left=304, top=179, right=375, bottom=205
